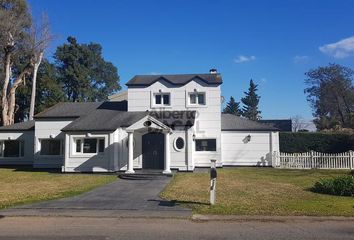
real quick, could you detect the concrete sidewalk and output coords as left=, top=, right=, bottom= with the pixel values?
left=192, top=214, right=354, bottom=222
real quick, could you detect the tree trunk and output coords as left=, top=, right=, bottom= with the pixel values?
left=2, top=65, right=32, bottom=126
left=29, top=52, right=43, bottom=120
left=2, top=52, right=12, bottom=126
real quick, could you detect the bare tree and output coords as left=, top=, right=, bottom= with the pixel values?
left=291, top=115, right=310, bottom=132
left=28, top=14, right=52, bottom=120
left=0, top=1, right=51, bottom=125
left=0, top=0, right=33, bottom=126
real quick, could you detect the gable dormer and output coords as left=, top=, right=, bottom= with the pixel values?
left=126, top=72, right=222, bottom=112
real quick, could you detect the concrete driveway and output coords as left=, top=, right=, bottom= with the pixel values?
left=0, top=177, right=191, bottom=218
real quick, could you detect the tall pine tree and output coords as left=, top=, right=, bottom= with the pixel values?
left=223, top=96, right=242, bottom=116
left=241, top=79, right=261, bottom=120
left=54, top=36, right=121, bottom=102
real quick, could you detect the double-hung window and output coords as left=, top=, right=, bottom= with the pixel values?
left=188, top=92, right=205, bottom=105
left=75, top=138, right=105, bottom=154
left=154, top=93, right=170, bottom=106
left=0, top=140, right=25, bottom=158
left=40, top=139, right=62, bottom=156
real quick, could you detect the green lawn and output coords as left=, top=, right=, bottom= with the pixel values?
left=161, top=168, right=354, bottom=216
left=0, top=167, right=116, bottom=209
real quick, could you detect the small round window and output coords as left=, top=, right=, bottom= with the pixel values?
left=174, top=137, right=185, bottom=151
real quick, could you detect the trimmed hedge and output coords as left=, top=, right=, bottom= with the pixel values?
left=312, top=175, right=354, bottom=197
left=279, top=132, right=354, bottom=153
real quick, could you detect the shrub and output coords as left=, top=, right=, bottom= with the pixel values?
left=312, top=176, right=354, bottom=197
left=280, top=132, right=354, bottom=153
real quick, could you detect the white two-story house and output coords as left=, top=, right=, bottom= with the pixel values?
left=0, top=71, right=279, bottom=173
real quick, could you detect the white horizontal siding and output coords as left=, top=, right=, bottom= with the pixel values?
left=128, top=78, right=222, bottom=167
left=34, top=119, right=73, bottom=168
left=221, top=131, right=279, bottom=166
left=64, top=132, right=113, bottom=172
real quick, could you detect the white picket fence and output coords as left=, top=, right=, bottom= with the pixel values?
left=273, top=151, right=354, bottom=169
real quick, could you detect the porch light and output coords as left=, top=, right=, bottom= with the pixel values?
left=243, top=135, right=251, bottom=143
left=8, top=136, right=13, bottom=140
left=49, top=134, right=55, bottom=139
left=86, top=133, right=92, bottom=137
left=192, top=133, right=196, bottom=141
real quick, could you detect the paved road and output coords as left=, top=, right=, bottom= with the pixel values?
left=0, top=177, right=191, bottom=218
left=0, top=216, right=353, bottom=240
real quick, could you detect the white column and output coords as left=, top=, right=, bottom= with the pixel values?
left=113, top=130, right=119, bottom=171
left=163, top=131, right=171, bottom=174
left=125, top=131, right=135, bottom=174
left=63, top=134, right=69, bottom=172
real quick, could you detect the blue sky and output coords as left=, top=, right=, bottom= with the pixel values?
left=29, top=0, right=354, bottom=119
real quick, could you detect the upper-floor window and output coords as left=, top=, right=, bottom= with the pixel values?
left=154, top=93, right=170, bottom=106
left=75, top=138, right=105, bottom=154
left=189, top=92, right=205, bottom=105
left=0, top=140, right=25, bottom=158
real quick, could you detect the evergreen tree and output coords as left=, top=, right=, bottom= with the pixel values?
left=223, top=96, right=242, bottom=116
left=54, top=36, right=121, bottom=102
left=241, top=79, right=261, bottom=120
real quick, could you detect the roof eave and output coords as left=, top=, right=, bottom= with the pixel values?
left=221, top=128, right=279, bottom=132
left=61, top=129, right=115, bottom=133
left=0, top=128, right=35, bottom=132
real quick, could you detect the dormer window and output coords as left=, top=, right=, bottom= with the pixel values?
left=154, top=93, right=170, bottom=106
left=189, top=92, right=205, bottom=105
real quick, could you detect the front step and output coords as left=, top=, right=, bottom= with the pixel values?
left=118, top=172, right=173, bottom=180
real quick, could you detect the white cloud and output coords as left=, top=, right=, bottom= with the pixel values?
left=293, top=55, right=309, bottom=63
left=234, top=55, right=256, bottom=63
left=149, top=72, right=161, bottom=75
left=319, top=36, right=354, bottom=58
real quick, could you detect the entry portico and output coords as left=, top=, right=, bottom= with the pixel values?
left=125, top=115, right=172, bottom=174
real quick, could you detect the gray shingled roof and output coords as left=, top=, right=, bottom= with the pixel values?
left=259, top=119, right=292, bottom=132
left=61, top=101, right=196, bottom=132
left=221, top=114, right=279, bottom=131
left=126, top=73, right=223, bottom=86
left=34, top=102, right=103, bottom=119
left=0, top=120, right=35, bottom=131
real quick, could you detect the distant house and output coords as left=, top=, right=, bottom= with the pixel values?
left=0, top=70, right=279, bottom=173
left=259, top=119, right=292, bottom=132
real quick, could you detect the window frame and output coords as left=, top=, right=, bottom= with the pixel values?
left=39, top=139, right=63, bottom=156
left=173, top=137, right=185, bottom=151
left=74, top=137, right=105, bottom=155
left=187, top=92, right=206, bottom=106
left=0, top=140, right=25, bottom=158
left=195, top=138, right=217, bottom=152
left=153, top=92, right=171, bottom=107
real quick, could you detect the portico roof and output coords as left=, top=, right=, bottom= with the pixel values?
left=125, top=115, right=171, bottom=133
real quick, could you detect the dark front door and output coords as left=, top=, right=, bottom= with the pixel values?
left=142, top=132, right=164, bottom=169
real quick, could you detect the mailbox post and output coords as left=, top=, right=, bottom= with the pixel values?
left=210, top=159, right=217, bottom=205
